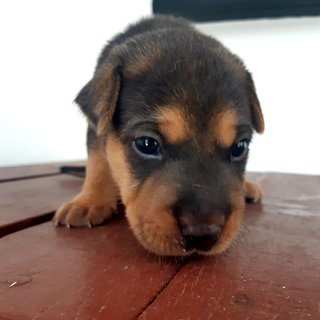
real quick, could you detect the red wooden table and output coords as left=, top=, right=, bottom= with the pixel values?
left=0, top=163, right=319, bottom=320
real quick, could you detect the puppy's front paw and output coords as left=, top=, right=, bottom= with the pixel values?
left=54, top=195, right=114, bottom=227
left=244, top=180, right=263, bottom=203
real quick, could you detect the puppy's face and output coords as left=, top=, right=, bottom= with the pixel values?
left=77, top=29, right=264, bottom=256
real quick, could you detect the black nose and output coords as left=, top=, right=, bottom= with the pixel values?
left=172, top=194, right=225, bottom=252
left=180, top=223, right=221, bottom=252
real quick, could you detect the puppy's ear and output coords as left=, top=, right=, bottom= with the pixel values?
left=246, top=71, right=264, bottom=134
left=75, top=62, right=122, bottom=135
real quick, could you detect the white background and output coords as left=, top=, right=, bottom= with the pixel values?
left=0, top=0, right=319, bottom=175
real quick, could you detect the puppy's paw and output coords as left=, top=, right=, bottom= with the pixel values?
left=54, top=194, right=114, bottom=227
left=244, top=180, right=263, bottom=203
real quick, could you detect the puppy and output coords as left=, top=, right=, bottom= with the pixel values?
left=54, top=15, right=264, bottom=256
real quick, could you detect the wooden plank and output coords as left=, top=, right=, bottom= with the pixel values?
left=0, top=164, right=60, bottom=182
left=0, top=175, right=83, bottom=237
left=0, top=221, right=181, bottom=320
left=246, top=172, right=320, bottom=199
left=139, top=174, right=320, bottom=319
left=0, top=161, right=85, bottom=182
left=0, top=168, right=319, bottom=319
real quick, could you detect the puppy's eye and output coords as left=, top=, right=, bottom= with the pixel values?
left=230, top=140, right=249, bottom=161
left=133, top=136, right=161, bottom=158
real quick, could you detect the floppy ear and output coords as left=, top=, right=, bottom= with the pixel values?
left=246, top=71, right=264, bottom=134
left=75, top=62, right=122, bottom=135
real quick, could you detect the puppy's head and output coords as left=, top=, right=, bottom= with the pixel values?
left=76, top=28, right=264, bottom=256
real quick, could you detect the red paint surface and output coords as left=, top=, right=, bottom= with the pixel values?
left=0, top=175, right=82, bottom=229
left=0, top=222, right=180, bottom=319
left=0, top=165, right=319, bottom=319
left=0, top=161, right=85, bottom=182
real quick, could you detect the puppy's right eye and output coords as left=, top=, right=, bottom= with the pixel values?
left=133, top=136, right=161, bottom=159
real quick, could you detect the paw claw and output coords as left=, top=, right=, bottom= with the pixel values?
left=54, top=196, right=114, bottom=228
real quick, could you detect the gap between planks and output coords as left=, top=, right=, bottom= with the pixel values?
left=136, top=261, right=187, bottom=319
left=0, top=173, right=61, bottom=184
left=0, top=212, right=55, bottom=238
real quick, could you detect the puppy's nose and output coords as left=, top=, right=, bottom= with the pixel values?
left=172, top=196, right=225, bottom=252
left=180, top=223, right=221, bottom=252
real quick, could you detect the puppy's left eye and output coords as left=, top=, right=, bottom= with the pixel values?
left=133, top=136, right=161, bottom=159
left=230, top=140, right=249, bottom=161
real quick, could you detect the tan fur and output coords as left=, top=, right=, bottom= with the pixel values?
left=106, top=134, right=139, bottom=205
left=54, top=144, right=119, bottom=226
left=156, top=106, right=189, bottom=143
left=125, top=177, right=183, bottom=255
left=208, top=199, right=244, bottom=255
left=209, top=180, right=264, bottom=255
left=214, top=109, right=238, bottom=147
left=244, top=180, right=263, bottom=203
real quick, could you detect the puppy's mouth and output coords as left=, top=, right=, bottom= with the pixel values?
left=179, top=223, right=222, bottom=253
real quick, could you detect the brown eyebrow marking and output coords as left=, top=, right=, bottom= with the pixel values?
left=155, top=106, right=189, bottom=143
left=213, top=109, right=238, bottom=147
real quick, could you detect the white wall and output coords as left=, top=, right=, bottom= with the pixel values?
left=0, top=1, right=319, bottom=175
left=0, top=0, right=152, bottom=166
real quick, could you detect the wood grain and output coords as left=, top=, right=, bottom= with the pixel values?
left=0, top=161, right=85, bottom=182
left=0, top=175, right=83, bottom=237
left=0, top=221, right=181, bottom=320
left=0, top=166, right=319, bottom=320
